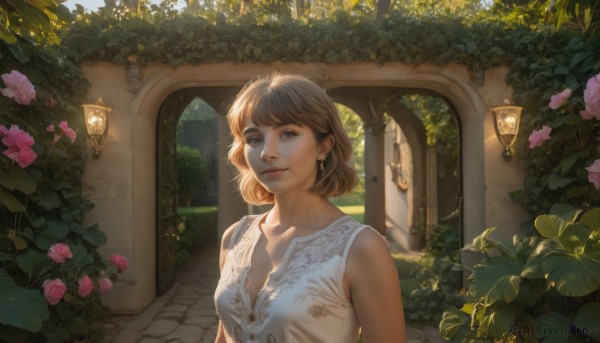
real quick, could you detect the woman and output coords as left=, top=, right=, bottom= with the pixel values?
left=214, top=74, right=406, bottom=343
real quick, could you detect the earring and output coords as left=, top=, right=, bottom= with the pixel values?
left=319, top=155, right=327, bottom=172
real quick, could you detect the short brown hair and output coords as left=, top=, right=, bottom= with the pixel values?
left=227, top=74, right=357, bottom=204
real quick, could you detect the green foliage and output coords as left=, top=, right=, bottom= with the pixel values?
left=175, top=207, right=218, bottom=266
left=508, top=35, right=600, bottom=220
left=176, top=145, right=208, bottom=206
left=0, top=1, right=124, bottom=341
left=63, top=9, right=533, bottom=69
left=394, top=223, right=464, bottom=325
left=440, top=206, right=600, bottom=342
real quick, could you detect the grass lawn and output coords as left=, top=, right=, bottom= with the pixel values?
left=338, top=205, right=364, bottom=223
left=178, top=205, right=364, bottom=222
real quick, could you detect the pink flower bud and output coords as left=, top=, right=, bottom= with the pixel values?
left=47, top=243, right=73, bottom=263
left=586, top=159, right=600, bottom=189
left=109, top=254, right=128, bottom=272
left=99, top=278, right=113, bottom=293
left=548, top=88, right=572, bottom=109
left=1, top=70, right=36, bottom=105
left=58, top=120, right=77, bottom=143
left=43, top=279, right=67, bottom=305
left=583, top=73, right=600, bottom=119
left=78, top=275, right=95, bottom=297
left=528, top=125, right=552, bottom=149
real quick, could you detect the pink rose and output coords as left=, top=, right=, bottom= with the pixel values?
left=0, top=124, right=37, bottom=168
left=43, top=279, right=67, bottom=305
left=78, top=275, right=95, bottom=297
left=46, top=125, right=55, bottom=133
left=47, top=243, right=73, bottom=263
left=583, top=73, right=600, bottom=119
left=109, top=254, right=128, bottom=272
left=58, top=121, right=77, bottom=143
left=586, top=159, right=600, bottom=189
left=1, top=70, right=36, bottom=105
left=548, top=88, right=572, bottom=109
left=528, top=125, right=552, bottom=149
left=580, top=110, right=598, bottom=120
left=99, top=278, right=113, bottom=293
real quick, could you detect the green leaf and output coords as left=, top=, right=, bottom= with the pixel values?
left=549, top=203, right=579, bottom=222
left=82, top=227, right=107, bottom=247
left=521, top=254, right=544, bottom=279
left=0, top=191, right=26, bottom=212
left=40, top=221, right=69, bottom=240
left=548, top=174, right=577, bottom=190
left=578, top=208, right=600, bottom=230
left=37, top=191, right=61, bottom=210
left=535, top=215, right=568, bottom=241
left=16, top=250, right=48, bottom=280
left=558, top=224, right=590, bottom=252
left=469, top=256, right=521, bottom=304
left=479, top=302, right=514, bottom=338
left=439, top=306, right=469, bottom=340
left=535, top=312, right=570, bottom=343
left=0, top=270, right=49, bottom=333
left=543, top=253, right=600, bottom=297
left=470, top=227, right=499, bottom=252
left=573, top=303, right=600, bottom=341
left=0, top=252, right=14, bottom=262
left=7, top=168, right=37, bottom=195
left=558, top=153, right=579, bottom=176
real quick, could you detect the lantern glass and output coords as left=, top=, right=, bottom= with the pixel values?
left=492, top=105, right=522, bottom=161
left=84, top=104, right=110, bottom=137
left=82, top=98, right=112, bottom=159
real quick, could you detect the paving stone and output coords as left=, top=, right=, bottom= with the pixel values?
left=423, top=325, right=445, bottom=343
left=111, top=328, right=143, bottom=343
left=143, top=319, right=179, bottom=337
left=163, top=324, right=205, bottom=343
left=187, top=308, right=218, bottom=318
left=138, top=338, right=165, bottom=343
left=184, top=315, right=218, bottom=328
left=162, top=304, right=188, bottom=312
left=157, top=311, right=185, bottom=320
left=406, top=325, right=426, bottom=340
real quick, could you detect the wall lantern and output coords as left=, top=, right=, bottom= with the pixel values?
left=491, top=102, right=522, bottom=161
left=82, top=98, right=112, bottom=159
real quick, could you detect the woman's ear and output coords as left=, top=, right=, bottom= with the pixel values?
left=319, top=134, right=335, bottom=159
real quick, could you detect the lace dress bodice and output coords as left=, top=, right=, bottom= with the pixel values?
left=214, top=214, right=379, bottom=343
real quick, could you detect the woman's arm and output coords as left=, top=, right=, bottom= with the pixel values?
left=345, top=228, right=407, bottom=343
left=214, top=221, right=239, bottom=343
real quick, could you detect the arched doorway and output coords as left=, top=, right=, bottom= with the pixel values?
left=83, top=62, right=524, bottom=313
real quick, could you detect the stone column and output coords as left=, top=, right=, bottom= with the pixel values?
left=426, top=145, right=438, bottom=234
left=363, top=122, right=387, bottom=234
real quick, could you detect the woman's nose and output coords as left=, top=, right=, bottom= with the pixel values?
left=260, top=136, right=279, bottom=160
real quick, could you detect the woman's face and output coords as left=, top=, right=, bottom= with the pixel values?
left=242, top=118, right=327, bottom=197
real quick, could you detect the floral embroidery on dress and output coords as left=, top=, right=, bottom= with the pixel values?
left=308, top=304, right=328, bottom=319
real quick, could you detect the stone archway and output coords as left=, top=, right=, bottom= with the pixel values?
left=80, top=62, right=526, bottom=313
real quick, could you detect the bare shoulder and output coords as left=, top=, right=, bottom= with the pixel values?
left=347, top=226, right=389, bottom=262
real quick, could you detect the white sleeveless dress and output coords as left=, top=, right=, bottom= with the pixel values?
left=214, top=214, right=382, bottom=343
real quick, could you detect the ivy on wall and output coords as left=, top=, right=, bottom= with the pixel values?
left=63, top=10, right=600, bottom=221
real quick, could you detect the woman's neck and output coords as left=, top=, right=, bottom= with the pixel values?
left=265, top=193, right=342, bottom=231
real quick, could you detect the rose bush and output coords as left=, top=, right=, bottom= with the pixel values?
left=509, top=37, right=600, bottom=220
left=0, top=68, right=125, bottom=342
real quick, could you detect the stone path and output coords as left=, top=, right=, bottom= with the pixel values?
left=106, top=243, right=445, bottom=343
